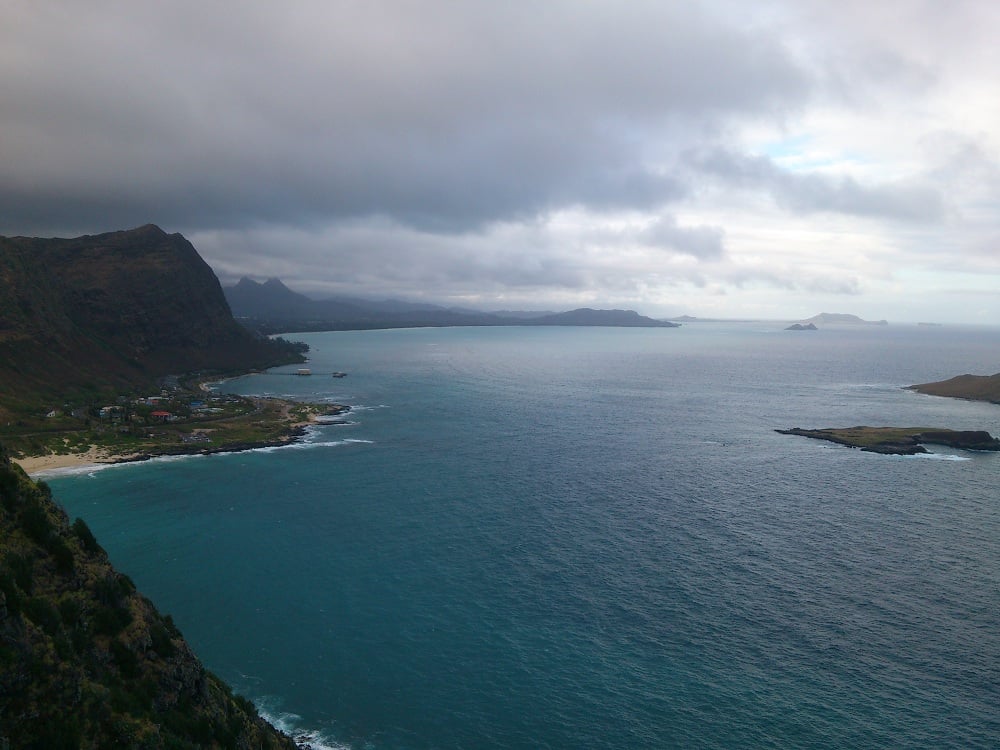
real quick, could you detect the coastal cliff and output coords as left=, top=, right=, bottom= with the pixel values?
left=0, top=445, right=297, bottom=748
left=0, top=225, right=303, bottom=407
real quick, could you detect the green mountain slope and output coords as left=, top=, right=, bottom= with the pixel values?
left=0, top=445, right=297, bottom=748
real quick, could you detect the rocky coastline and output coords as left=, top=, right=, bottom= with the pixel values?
left=107, top=414, right=350, bottom=465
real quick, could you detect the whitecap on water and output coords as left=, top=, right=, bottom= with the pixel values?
left=256, top=705, right=352, bottom=750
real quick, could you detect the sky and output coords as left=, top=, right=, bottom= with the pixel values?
left=2, top=1, right=999, bottom=323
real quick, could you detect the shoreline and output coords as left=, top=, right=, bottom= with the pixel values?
left=13, top=446, right=125, bottom=476
left=13, top=404, right=349, bottom=478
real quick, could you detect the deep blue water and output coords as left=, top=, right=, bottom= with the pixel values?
left=47, top=324, right=1000, bottom=749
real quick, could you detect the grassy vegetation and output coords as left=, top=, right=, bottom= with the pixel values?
left=797, top=426, right=934, bottom=448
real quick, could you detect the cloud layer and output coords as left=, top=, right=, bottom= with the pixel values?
left=2, top=1, right=999, bottom=321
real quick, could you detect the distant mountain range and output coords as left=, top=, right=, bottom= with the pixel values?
left=0, top=226, right=303, bottom=409
left=224, top=277, right=680, bottom=332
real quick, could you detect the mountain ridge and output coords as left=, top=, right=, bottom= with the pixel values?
left=225, top=277, right=679, bottom=331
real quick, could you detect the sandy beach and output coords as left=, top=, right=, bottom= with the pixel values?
left=12, top=446, right=127, bottom=476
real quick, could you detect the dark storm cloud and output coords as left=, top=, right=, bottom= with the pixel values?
left=687, top=149, right=945, bottom=222
left=0, top=1, right=810, bottom=236
left=641, top=216, right=726, bottom=260
left=6, top=1, right=996, bottom=321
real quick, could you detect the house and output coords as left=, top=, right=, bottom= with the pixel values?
left=150, top=410, right=172, bottom=423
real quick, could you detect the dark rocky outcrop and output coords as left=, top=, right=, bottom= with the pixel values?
left=0, top=226, right=304, bottom=406
left=0, top=445, right=297, bottom=749
left=776, top=426, right=1000, bottom=455
left=785, top=323, right=817, bottom=331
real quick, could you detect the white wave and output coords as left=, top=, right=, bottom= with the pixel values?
left=913, top=452, right=971, bottom=462
left=251, top=438, right=373, bottom=454
left=256, top=706, right=352, bottom=750
left=30, top=461, right=120, bottom=479
left=32, top=433, right=374, bottom=477
left=341, top=403, right=389, bottom=412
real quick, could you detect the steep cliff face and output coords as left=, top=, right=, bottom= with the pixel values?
left=0, top=225, right=302, bottom=404
left=0, top=446, right=297, bottom=749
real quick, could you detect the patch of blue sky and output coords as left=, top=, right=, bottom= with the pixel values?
left=758, top=133, right=867, bottom=172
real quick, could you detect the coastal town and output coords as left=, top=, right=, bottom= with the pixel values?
left=4, top=376, right=349, bottom=474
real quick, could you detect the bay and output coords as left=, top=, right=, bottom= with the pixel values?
left=48, top=324, right=1000, bottom=749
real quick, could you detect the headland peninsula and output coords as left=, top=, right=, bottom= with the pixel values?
left=908, top=372, right=1000, bottom=404
left=0, top=225, right=342, bottom=475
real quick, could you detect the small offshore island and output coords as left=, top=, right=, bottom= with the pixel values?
left=776, top=365, right=1000, bottom=456
left=776, top=427, right=1000, bottom=455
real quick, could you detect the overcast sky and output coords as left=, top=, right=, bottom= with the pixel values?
left=3, top=1, right=999, bottom=322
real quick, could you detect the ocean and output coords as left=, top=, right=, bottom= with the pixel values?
left=46, top=323, right=1000, bottom=749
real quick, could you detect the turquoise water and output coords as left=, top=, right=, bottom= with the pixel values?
left=48, top=324, right=1000, bottom=748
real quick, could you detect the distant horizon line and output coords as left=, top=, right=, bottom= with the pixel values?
left=221, top=276, right=985, bottom=328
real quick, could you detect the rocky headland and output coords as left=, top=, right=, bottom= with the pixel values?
left=908, top=372, right=1000, bottom=404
